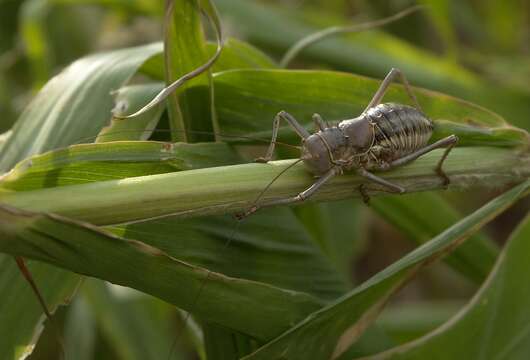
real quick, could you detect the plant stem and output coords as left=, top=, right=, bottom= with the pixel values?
left=0, top=147, right=528, bottom=226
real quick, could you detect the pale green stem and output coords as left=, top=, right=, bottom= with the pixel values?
left=0, top=147, right=528, bottom=226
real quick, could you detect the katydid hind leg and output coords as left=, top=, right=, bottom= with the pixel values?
left=363, top=67, right=422, bottom=112
left=377, top=135, right=459, bottom=186
left=434, top=135, right=458, bottom=186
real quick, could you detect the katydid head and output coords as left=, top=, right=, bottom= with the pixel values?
left=301, top=133, right=332, bottom=174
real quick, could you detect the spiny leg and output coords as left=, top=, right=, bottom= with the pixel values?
left=255, top=111, right=310, bottom=163
left=358, top=183, right=404, bottom=205
left=239, top=166, right=339, bottom=218
left=377, top=135, right=459, bottom=186
left=434, top=136, right=458, bottom=186
left=364, top=67, right=422, bottom=113
left=357, top=167, right=405, bottom=194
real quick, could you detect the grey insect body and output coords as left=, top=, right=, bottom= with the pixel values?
left=244, top=68, right=458, bottom=216
left=363, top=103, right=433, bottom=164
left=303, top=103, right=434, bottom=176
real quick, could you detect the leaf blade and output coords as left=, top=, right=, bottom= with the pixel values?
left=242, top=180, right=530, bottom=360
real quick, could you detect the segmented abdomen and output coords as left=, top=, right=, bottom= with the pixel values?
left=364, top=103, right=433, bottom=160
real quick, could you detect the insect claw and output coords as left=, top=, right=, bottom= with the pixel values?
left=436, top=168, right=451, bottom=188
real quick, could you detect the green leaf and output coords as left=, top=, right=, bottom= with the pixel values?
left=369, top=211, right=530, bottom=359
left=96, top=84, right=165, bottom=143
left=242, top=180, right=530, bottom=360
left=140, top=38, right=277, bottom=80
left=294, top=200, right=367, bottom=278
left=0, top=42, right=162, bottom=173
left=214, top=0, right=529, bottom=125
left=0, top=205, right=323, bottom=341
left=210, top=38, right=277, bottom=71
left=107, top=208, right=348, bottom=300
left=371, top=192, right=498, bottom=283
left=163, top=0, right=216, bottom=142
left=213, top=70, right=528, bottom=148
left=0, top=142, right=241, bottom=192
left=375, top=301, right=463, bottom=345
left=203, top=322, right=254, bottom=360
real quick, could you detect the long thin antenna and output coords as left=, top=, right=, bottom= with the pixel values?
left=74, top=128, right=301, bottom=150
left=237, top=158, right=304, bottom=219
left=280, top=5, right=425, bottom=68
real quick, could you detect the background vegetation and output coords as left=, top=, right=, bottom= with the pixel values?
left=0, top=0, right=528, bottom=359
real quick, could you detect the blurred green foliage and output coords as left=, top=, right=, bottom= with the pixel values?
left=0, top=1, right=528, bottom=359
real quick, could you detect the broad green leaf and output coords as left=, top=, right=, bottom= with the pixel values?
left=213, top=70, right=528, bottom=148
left=0, top=142, right=241, bottom=192
left=370, top=212, right=530, bottom=359
left=0, top=204, right=323, bottom=341
left=371, top=192, right=498, bottom=283
left=375, top=301, right=463, bottom=345
left=209, top=38, right=277, bottom=72
left=242, top=180, right=530, bottom=360
left=163, top=0, right=216, bottom=142
left=0, top=42, right=162, bottom=173
left=203, top=322, right=254, bottom=360
left=294, top=200, right=367, bottom=278
left=96, top=84, right=165, bottom=143
left=107, top=208, right=348, bottom=300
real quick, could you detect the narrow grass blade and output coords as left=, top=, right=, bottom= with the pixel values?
left=368, top=212, right=530, bottom=359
